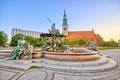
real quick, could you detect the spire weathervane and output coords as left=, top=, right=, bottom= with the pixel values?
left=64, top=9, right=66, bottom=18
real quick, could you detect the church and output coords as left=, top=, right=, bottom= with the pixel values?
left=62, top=10, right=104, bottom=47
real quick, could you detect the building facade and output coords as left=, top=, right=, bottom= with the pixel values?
left=62, top=10, right=104, bottom=47
left=12, top=28, right=42, bottom=38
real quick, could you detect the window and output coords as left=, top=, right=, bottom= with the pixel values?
left=64, top=27, right=66, bottom=30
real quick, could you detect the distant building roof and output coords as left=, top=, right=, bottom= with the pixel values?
left=95, top=34, right=103, bottom=39
left=66, top=31, right=96, bottom=39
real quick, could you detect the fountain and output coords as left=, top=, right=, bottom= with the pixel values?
left=0, top=22, right=119, bottom=80
left=39, top=22, right=100, bottom=62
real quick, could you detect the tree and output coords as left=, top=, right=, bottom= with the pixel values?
left=25, top=36, right=36, bottom=46
left=10, top=34, right=23, bottom=47
left=68, top=40, right=77, bottom=47
left=63, top=38, right=70, bottom=45
left=77, top=39, right=88, bottom=47
left=63, top=38, right=88, bottom=47
left=10, top=33, right=46, bottom=47
left=111, top=40, right=118, bottom=47
left=35, top=37, right=46, bottom=47
left=63, top=38, right=75, bottom=47
left=104, top=40, right=117, bottom=47
left=0, top=31, right=8, bottom=46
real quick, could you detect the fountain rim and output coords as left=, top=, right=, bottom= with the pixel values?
left=40, top=51, right=98, bottom=55
left=0, top=50, right=99, bottom=55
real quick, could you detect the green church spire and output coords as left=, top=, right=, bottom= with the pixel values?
left=64, top=9, right=66, bottom=18
left=62, top=9, right=68, bottom=26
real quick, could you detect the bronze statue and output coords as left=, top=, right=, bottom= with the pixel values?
left=42, top=19, right=67, bottom=52
left=11, top=36, right=32, bottom=59
left=88, top=41, right=97, bottom=51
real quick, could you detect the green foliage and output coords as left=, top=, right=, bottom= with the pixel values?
left=10, top=34, right=46, bottom=47
left=77, top=39, right=88, bottom=46
left=98, top=47, right=120, bottom=50
left=10, top=34, right=89, bottom=47
left=63, top=38, right=70, bottom=45
left=25, top=36, right=45, bottom=47
left=104, top=40, right=118, bottom=47
left=63, top=38, right=88, bottom=47
left=35, top=37, right=46, bottom=47
left=25, top=36, right=36, bottom=46
left=10, top=34, right=23, bottom=47
left=0, top=31, right=8, bottom=46
left=72, top=39, right=78, bottom=46
left=68, top=40, right=74, bottom=47
left=27, top=65, right=42, bottom=71
left=63, top=38, right=74, bottom=47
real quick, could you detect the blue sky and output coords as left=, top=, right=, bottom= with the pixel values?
left=0, top=0, right=120, bottom=41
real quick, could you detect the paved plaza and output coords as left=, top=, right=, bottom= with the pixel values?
left=0, top=49, right=120, bottom=80
left=100, top=49, right=120, bottom=63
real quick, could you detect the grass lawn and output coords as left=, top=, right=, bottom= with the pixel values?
left=98, top=47, right=120, bottom=50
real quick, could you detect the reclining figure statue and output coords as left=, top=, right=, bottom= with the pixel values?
left=88, top=41, right=97, bottom=51
left=11, top=36, right=33, bottom=59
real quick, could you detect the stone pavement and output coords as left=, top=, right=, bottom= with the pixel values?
left=0, top=67, right=21, bottom=80
left=0, top=49, right=120, bottom=80
left=100, top=49, right=120, bottom=63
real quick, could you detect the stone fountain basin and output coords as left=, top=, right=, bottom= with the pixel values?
left=0, top=50, right=12, bottom=57
left=0, top=50, right=43, bottom=59
left=43, top=52, right=100, bottom=62
left=0, top=50, right=100, bottom=62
